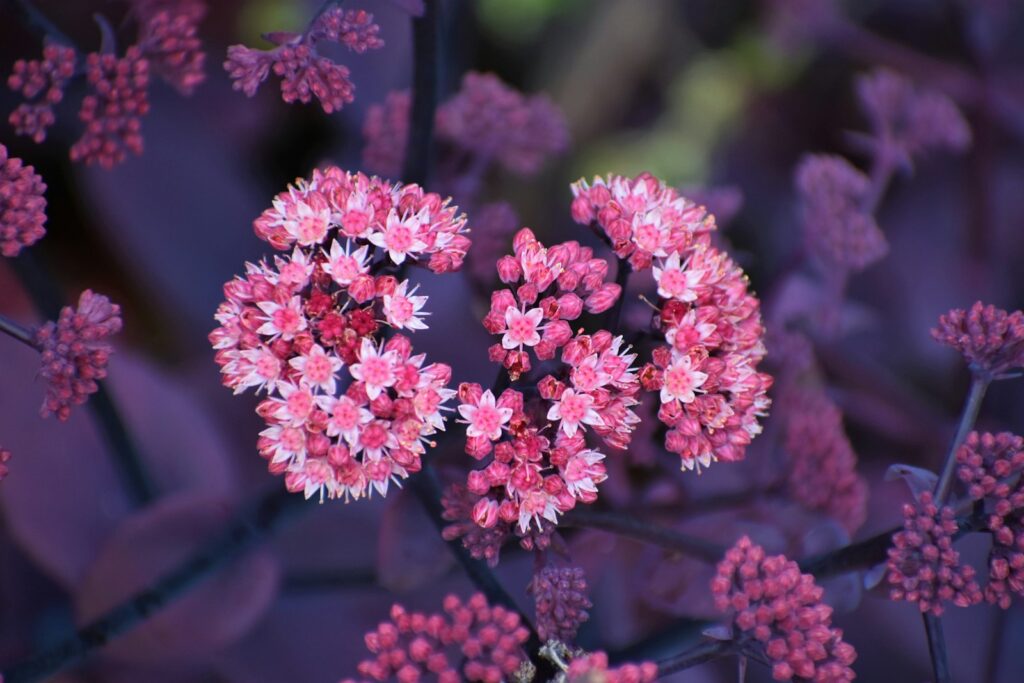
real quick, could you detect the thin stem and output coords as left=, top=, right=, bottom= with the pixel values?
left=0, top=488, right=312, bottom=683
left=282, top=567, right=378, bottom=593
left=401, top=0, right=439, bottom=186
left=656, top=639, right=734, bottom=678
left=563, top=508, right=727, bottom=564
left=923, top=613, right=952, bottom=683
left=982, top=607, right=1007, bottom=683
left=0, top=313, right=36, bottom=348
left=8, top=253, right=157, bottom=506
left=934, top=375, right=989, bottom=504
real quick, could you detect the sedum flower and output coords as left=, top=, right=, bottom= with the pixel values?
left=528, top=566, right=591, bottom=644
left=712, top=536, right=857, bottom=682
left=135, top=0, right=207, bottom=95
left=0, top=144, right=47, bottom=257
left=35, top=290, right=123, bottom=421
left=71, top=48, right=151, bottom=168
left=932, top=302, right=1024, bottom=379
left=7, top=42, right=76, bottom=143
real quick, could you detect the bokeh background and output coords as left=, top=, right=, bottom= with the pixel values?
left=2, top=0, right=1024, bottom=681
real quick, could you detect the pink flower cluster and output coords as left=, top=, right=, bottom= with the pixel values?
left=210, top=167, right=468, bottom=501
left=224, top=7, right=383, bottom=114
left=795, top=154, right=887, bottom=273
left=528, top=566, right=591, bottom=643
left=135, top=0, right=207, bottom=95
left=441, top=482, right=552, bottom=566
left=362, top=72, right=569, bottom=181
left=436, top=72, right=569, bottom=176
left=7, top=42, right=75, bottom=143
left=70, top=48, right=151, bottom=168
left=956, top=431, right=1024, bottom=608
left=886, top=491, right=982, bottom=615
left=781, top=387, right=868, bottom=533
left=564, top=651, right=657, bottom=683
left=570, top=172, right=715, bottom=271
left=856, top=69, right=971, bottom=164
left=0, top=144, right=47, bottom=257
left=484, top=228, right=624, bottom=379
left=341, top=593, right=529, bottom=683
left=712, top=536, right=857, bottom=682
left=35, top=290, right=123, bottom=421
left=572, top=173, right=771, bottom=471
left=0, top=446, right=10, bottom=482
left=932, top=302, right=1024, bottom=378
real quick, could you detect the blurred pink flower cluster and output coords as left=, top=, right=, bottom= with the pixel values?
left=7, top=0, right=207, bottom=166
left=932, top=302, right=1024, bottom=379
left=0, top=143, right=47, bottom=257
left=563, top=651, right=657, bottom=683
left=528, top=565, right=591, bottom=643
left=210, top=167, right=469, bottom=501
left=340, top=593, right=529, bottom=683
left=886, top=491, right=983, bottom=615
left=957, top=430, right=1024, bottom=608
left=35, top=290, right=123, bottom=421
left=225, top=7, right=383, bottom=114
left=712, top=536, right=857, bottom=682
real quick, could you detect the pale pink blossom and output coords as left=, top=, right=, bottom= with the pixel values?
left=458, top=390, right=512, bottom=440
left=349, top=337, right=398, bottom=400
left=659, top=353, right=708, bottom=404
left=547, top=388, right=603, bottom=437
left=322, top=239, right=370, bottom=285
left=501, top=306, right=545, bottom=350
left=289, top=344, right=343, bottom=393
left=382, top=280, right=429, bottom=330
left=368, top=210, right=428, bottom=264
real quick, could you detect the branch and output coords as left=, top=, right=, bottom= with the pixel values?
left=0, top=488, right=312, bottom=683
left=562, top=508, right=727, bottom=564
left=0, top=313, right=36, bottom=348
left=923, top=613, right=952, bottom=683
left=655, top=639, right=734, bottom=678
left=401, top=0, right=439, bottom=186
left=934, top=374, right=989, bottom=504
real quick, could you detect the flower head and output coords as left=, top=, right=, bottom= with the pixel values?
left=7, top=42, right=76, bottom=143
left=35, top=290, right=123, bottom=421
left=71, top=48, right=151, bottom=168
left=0, top=144, right=47, bottom=257
left=528, top=566, right=591, bottom=643
left=712, top=536, right=857, bottom=682
left=136, top=1, right=206, bottom=95
left=932, top=302, right=1024, bottom=378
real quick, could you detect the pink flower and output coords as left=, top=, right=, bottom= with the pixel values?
left=368, top=210, right=429, bottom=264
left=340, top=593, right=529, bottom=683
left=35, top=290, right=123, bottom=421
left=652, top=251, right=701, bottom=301
left=0, top=144, right=47, bottom=257
left=712, top=536, right=857, bottom=682
left=255, top=296, right=307, bottom=340
left=382, top=280, right=429, bottom=331
left=70, top=48, right=151, bottom=168
left=458, top=389, right=512, bottom=441
left=361, top=90, right=410, bottom=178
left=932, top=302, right=1024, bottom=378
left=322, top=239, right=370, bottom=285
left=501, top=306, right=545, bottom=350
left=886, top=492, right=983, bottom=615
left=547, top=388, right=603, bottom=437
left=289, top=343, right=342, bottom=393
left=224, top=7, right=383, bottom=113
left=565, top=651, right=658, bottom=683
left=659, top=353, right=708, bottom=404
left=7, top=42, right=76, bottom=143
left=349, top=338, right=398, bottom=400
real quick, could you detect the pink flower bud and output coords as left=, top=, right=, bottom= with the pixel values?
left=584, top=283, right=621, bottom=313
left=496, top=255, right=522, bottom=283
left=555, top=293, right=583, bottom=320
left=349, top=274, right=376, bottom=303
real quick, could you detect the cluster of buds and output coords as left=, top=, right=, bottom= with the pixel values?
left=210, top=167, right=470, bottom=501
left=0, top=144, right=47, bottom=257
left=35, top=290, right=123, bottom=421
left=956, top=431, right=1024, bottom=608
left=341, top=593, right=529, bottom=683
left=484, top=228, right=623, bottom=380
left=8, top=2, right=207, bottom=166
left=572, top=173, right=771, bottom=471
left=363, top=72, right=569, bottom=181
left=225, top=7, right=383, bottom=114
left=528, top=566, right=591, bottom=644
left=932, top=302, right=1024, bottom=379
left=712, top=536, right=857, bottom=682
left=886, top=491, right=983, bottom=615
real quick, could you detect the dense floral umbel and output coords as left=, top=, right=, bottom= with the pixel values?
left=781, top=387, right=868, bottom=533
left=932, top=302, right=1024, bottom=378
left=528, top=566, right=591, bottom=643
left=135, top=0, right=207, bottom=95
left=211, top=168, right=467, bottom=501
left=485, top=228, right=625, bottom=380
left=340, top=593, right=529, bottom=683
left=0, top=144, right=47, bottom=257
left=362, top=73, right=569, bottom=180
left=795, top=154, right=887, bottom=273
left=956, top=431, right=1024, bottom=608
left=856, top=69, right=971, bottom=165
left=0, top=446, right=10, bottom=482
left=564, top=651, right=657, bottom=683
left=224, top=7, right=383, bottom=113
left=712, top=536, right=857, bottom=682
left=886, top=492, right=982, bottom=615
left=70, top=48, right=151, bottom=168
left=436, top=72, right=569, bottom=176
left=7, top=42, right=76, bottom=143
left=441, top=482, right=553, bottom=566
left=454, top=331, right=640, bottom=534
left=35, top=290, right=123, bottom=421
left=570, top=172, right=716, bottom=271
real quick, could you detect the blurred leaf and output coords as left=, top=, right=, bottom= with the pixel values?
left=884, top=463, right=938, bottom=500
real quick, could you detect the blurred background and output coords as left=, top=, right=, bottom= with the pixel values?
left=2, top=0, right=1024, bottom=681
